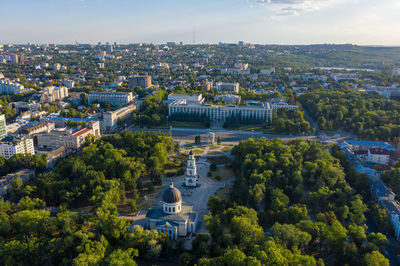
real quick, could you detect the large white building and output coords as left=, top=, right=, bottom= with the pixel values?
left=0, top=79, right=25, bottom=94
left=169, top=100, right=273, bottom=123
left=88, top=91, right=134, bottom=105
left=0, top=115, right=6, bottom=139
left=103, top=103, right=137, bottom=130
left=216, top=82, right=240, bottom=93
left=0, top=135, right=35, bottom=159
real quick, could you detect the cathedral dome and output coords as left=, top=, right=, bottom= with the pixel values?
left=162, top=183, right=182, bottom=203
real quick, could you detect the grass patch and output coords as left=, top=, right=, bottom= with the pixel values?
left=211, top=166, right=235, bottom=181
left=225, top=124, right=269, bottom=132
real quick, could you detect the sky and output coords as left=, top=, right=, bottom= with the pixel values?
left=1, top=0, right=400, bottom=45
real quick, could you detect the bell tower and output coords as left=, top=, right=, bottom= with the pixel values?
left=185, top=150, right=198, bottom=187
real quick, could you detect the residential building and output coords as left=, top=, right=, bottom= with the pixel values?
left=216, top=82, right=239, bottom=93
left=367, top=148, right=390, bottom=165
left=169, top=100, right=273, bottom=123
left=167, top=93, right=204, bottom=104
left=103, top=103, right=137, bottom=130
left=146, top=183, right=198, bottom=239
left=0, top=135, right=35, bottom=159
left=88, top=91, right=134, bottom=105
left=0, top=115, right=6, bottom=139
left=40, top=86, right=69, bottom=102
left=128, top=75, right=152, bottom=89
left=214, top=94, right=241, bottom=104
left=0, top=79, right=25, bottom=94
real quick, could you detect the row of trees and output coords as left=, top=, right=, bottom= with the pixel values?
left=272, top=108, right=311, bottom=134
left=132, top=89, right=168, bottom=127
left=300, top=90, right=400, bottom=141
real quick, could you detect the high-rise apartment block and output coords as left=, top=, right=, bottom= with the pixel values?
left=0, top=135, right=35, bottom=159
left=40, top=86, right=69, bottom=102
left=0, top=115, right=7, bottom=139
left=128, top=75, right=152, bottom=89
left=0, top=79, right=25, bottom=94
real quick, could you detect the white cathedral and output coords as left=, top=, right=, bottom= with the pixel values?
left=185, top=150, right=198, bottom=187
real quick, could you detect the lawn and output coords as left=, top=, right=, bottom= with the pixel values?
left=216, top=185, right=232, bottom=199
left=211, top=166, right=235, bottom=181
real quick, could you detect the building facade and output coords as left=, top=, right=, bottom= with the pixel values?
left=40, top=86, right=69, bottom=102
left=0, top=79, right=25, bottom=94
left=0, top=136, right=35, bottom=159
left=128, top=75, right=152, bottom=89
left=216, top=82, right=239, bottom=93
left=185, top=151, right=198, bottom=187
left=0, top=114, right=6, bottom=139
left=169, top=100, right=273, bottom=123
left=103, top=103, right=137, bottom=130
left=88, top=91, right=133, bottom=105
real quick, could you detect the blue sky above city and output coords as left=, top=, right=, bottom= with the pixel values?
left=1, top=0, right=400, bottom=45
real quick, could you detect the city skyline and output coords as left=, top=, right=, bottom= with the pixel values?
left=1, top=0, right=400, bottom=46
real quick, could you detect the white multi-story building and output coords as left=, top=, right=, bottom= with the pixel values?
left=216, top=82, right=239, bottom=94
left=169, top=100, right=273, bottom=123
left=40, top=86, right=69, bottom=102
left=0, top=114, right=6, bottom=139
left=0, top=79, right=25, bottom=94
left=0, top=135, right=35, bottom=159
left=88, top=91, right=133, bottom=105
left=103, top=103, right=137, bottom=130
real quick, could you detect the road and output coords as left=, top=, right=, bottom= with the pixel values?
left=128, top=126, right=316, bottom=144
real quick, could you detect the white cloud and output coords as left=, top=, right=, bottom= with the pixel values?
left=253, top=0, right=346, bottom=16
